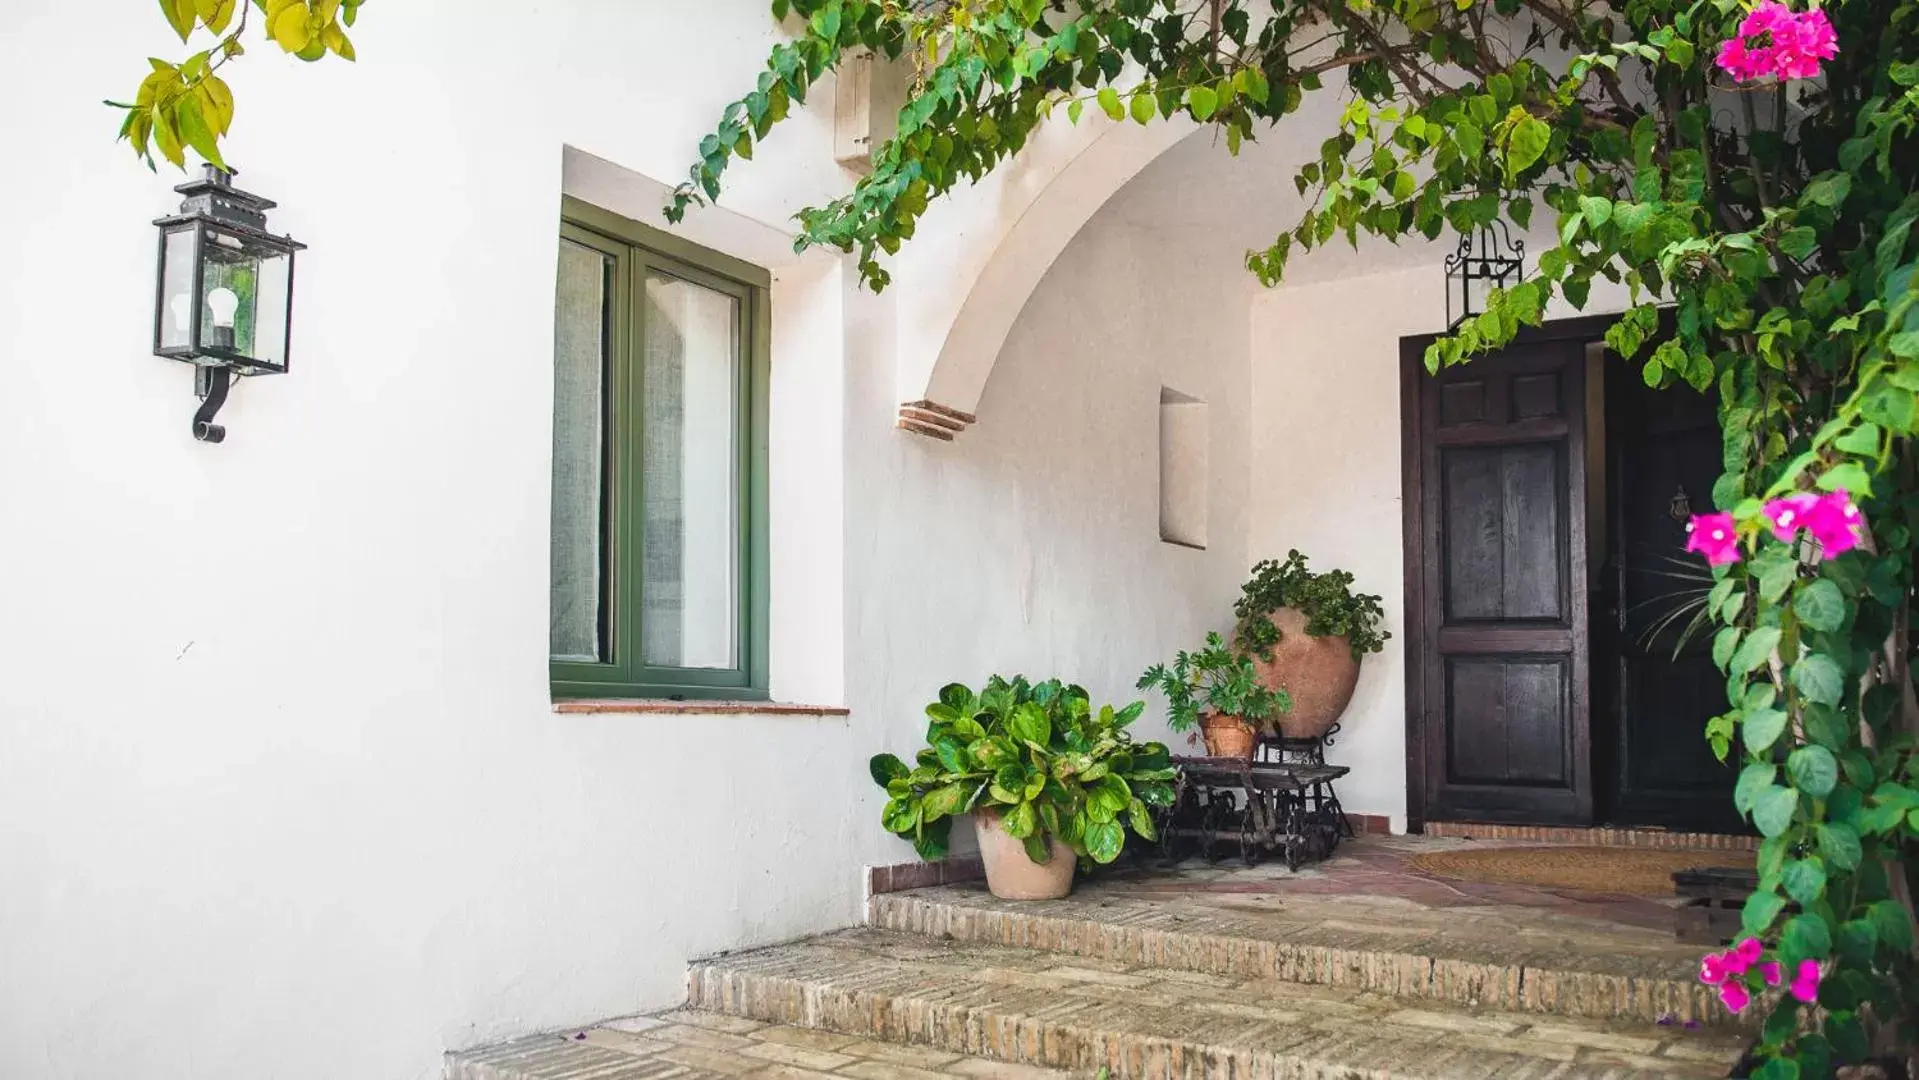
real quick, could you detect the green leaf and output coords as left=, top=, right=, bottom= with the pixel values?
left=1755, top=552, right=1799, bottom=603
left=1613, top=202, right=1654, bottom=235
left=1021, top=832, right=1051, bottom=864
left=1742, top=889, right=1788, bottom=935
left=1002, top=800, right=1038, bottom=838
left=870, top=753, right=909, bottom=787
left=1186, top=85, right=1219, bottom=121
left=1869, top=900, right=1915, bottom=953
left=1129, top=91, right=1156, bottom=125
left=1781, top=914, right=1831, bottom=962
left=1816, top=822, right=1862, bottom=870
left=1008, top=704, right=1051, bottom=748
left=1781, top=857, right=1827, bottom=905
left=1752, top=785, right=1799, bottom=837
left=1096, top=87, right=1124, bottom=121
left=1744, top=708, right=1788, bottom=754
left=1735, top=763, right=1777, bottom=814
left=160, top=0, right=196, bottom=41
left=1786, top=745, right=1839, bottom=797
left=1794, top=580, right=1847, bottom=632
left=1578, top=195, right=1613, bottom=227
left=1791, top=654, right=1846, bottom=707
left=921, top=781, right=972, bottom=821
left=1712, top=627, right=1742, bottom=671
left=1817, top=462, right=1871, bottom=495
left=1731, top=627, right=1782, bottom=674
left=1506, top=116, right=1550, bottom=176
left=1085, top=819, right=1124, bottom=863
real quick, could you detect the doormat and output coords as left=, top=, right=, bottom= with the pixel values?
left=1408, top=845, right=1754, bottom=897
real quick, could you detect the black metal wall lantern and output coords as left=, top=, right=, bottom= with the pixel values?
left=1443, top=218, right=1524, bottom=330
left=153, top=166, right=305, bottom=443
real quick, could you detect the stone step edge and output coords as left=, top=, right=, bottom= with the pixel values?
left=870, top=892, right=1734, bottom=1030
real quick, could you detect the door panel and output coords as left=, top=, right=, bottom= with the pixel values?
left=1416, top=339, right=1592, bottom=826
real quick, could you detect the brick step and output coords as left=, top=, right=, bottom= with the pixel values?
left=871, top=886, right=1730, bottom=1029
left=446, top=1007, right=1078, bottom=1080
left=687, top=927, right=1747, bottom=1080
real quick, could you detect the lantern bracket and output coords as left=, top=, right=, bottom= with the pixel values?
left=192, top=366, right=232, bottom=444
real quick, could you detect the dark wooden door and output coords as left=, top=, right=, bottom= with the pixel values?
left=1409, top=337, right=1592, bottom=825
left=1595, top=368, right=1745, bottom=832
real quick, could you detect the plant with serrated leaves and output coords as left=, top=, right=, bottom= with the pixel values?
left=1232, top=551, right=1390, bottom=663
left=683, top=0, right=1919, bottom=1069
left=1136, top=631, right=1290, bottom=735
left=112, top=0, right=368, bottom=171
left=869, top=676, right=1177, bottom=866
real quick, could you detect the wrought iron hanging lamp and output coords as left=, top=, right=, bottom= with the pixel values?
left=152, top=166, right=305, bottom=443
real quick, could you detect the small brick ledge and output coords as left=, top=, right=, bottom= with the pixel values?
left=1424, top=821, right=1758, bottom=850
left=896, top=399, right=977, bottom=441
left=554, top=700, right=849, bottom=717
left=867, top=856, right=986, bottom=897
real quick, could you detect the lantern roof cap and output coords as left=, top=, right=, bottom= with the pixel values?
left=152, top=165, right=305, bottom=249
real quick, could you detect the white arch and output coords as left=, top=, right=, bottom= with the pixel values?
left=890, top=113, right=1195, bottom=436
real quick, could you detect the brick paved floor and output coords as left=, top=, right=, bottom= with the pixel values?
left=1089, top=835, right=1733, bottom=933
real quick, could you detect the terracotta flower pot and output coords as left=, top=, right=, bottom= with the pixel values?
left=1198, top=712, right=1258, bottom=759
left=1249, top=606, right=1361, bottom=740
left=973, top=809, right=1075, bottom=900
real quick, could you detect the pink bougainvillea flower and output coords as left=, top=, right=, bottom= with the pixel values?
left=1686, top=512, right=1742, bottom=565
left=1699, top=952, right=1732, bottom=985
left=1730, top=937, right=1764, bottom=972
left=1715, top=1, right=1839, bottom=82
left=1761, top=960, right=1783, bottom=986
left=1790, top=960, right=1822, bottom=1003
left=1772, top=6, right=1839, bottom=79
left=1720, top=981, right=1752, bottom=1013
left=1716, top=36, right=1771, bottom=81
left=1804, top=489, right=1864, bottom=556
left=1762, top=492, right=1819, bottom=541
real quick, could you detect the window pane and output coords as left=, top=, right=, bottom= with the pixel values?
left=550, top=239, right=612, bottom=662
left=641, top=271, right=740, bottom=670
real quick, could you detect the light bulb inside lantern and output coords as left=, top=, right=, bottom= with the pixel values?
left=206, top=286, right=240, bottom=329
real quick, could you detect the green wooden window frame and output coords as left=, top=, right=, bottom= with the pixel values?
left=550, top=197, right=771, bottom=701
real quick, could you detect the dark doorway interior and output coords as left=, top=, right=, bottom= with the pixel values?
left=1403, top=318, right=1746, bottom=835
left=1591, top=364, right=1743, bottom=832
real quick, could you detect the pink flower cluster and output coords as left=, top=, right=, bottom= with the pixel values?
left=1685, top=488, right=1863, bottom=566
left=1715, top=1, right=1838, bottom=82
left=1699, top=938, right=1821, bottom=1013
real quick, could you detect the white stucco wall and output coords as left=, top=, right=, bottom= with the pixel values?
left=845, top=204, right=1257, bottom=832
left=0, top=6, right=863, bottom=1080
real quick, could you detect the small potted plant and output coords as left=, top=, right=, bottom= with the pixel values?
left=1136, top=632, right=1290, bottom=758
left=1231, top=551, right=1389, bottom=740
left=869, top=676, right=1176, bottom=900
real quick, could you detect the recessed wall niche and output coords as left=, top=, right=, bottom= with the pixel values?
left=1158, top=386, right=1209, bottom=549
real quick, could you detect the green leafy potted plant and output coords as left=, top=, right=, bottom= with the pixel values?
left=869, top=676, right=1176, bottom=900
left=1231, top=551, right=1388, bottom=740
left=1136, top=632, right=1290, bottom=758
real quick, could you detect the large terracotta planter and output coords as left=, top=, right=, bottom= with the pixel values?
left=1198, top=712, right=1258, bottom=759
left=973, top=809, right=1075, bottom=900
left=1249, top=606, right=1361, bottom=740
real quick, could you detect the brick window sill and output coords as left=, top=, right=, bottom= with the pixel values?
left=553, top=699, right=850, bottom=717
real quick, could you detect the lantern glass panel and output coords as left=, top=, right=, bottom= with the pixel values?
left=158, top=224, right=200, bottom=353
left=201, top=224, right=293, bottom=371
